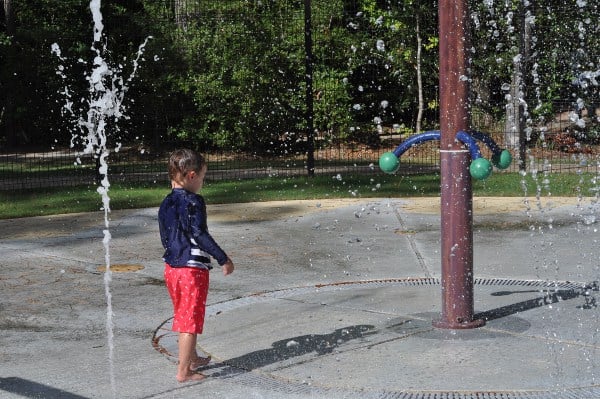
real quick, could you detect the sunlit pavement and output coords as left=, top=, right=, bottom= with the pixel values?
left=1, top=197, right=599, bottom=399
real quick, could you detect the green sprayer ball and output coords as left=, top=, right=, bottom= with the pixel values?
left=379, top=152, right=400, bottom=174
left=492, top=149, right=512, bottom=170
left=470, top=157, right=493, bottom=180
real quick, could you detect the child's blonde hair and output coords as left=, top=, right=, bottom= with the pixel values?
left=167, top=149, right=206, bottom=181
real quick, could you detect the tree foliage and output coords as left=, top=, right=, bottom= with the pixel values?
left=470, top=0, right=599, bottom=125
left=0, top=0, right=597, bottom=152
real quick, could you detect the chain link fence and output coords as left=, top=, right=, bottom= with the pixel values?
left=3, top=115, right=598, bottom=192
left=1, top=1, right=598, bottom=191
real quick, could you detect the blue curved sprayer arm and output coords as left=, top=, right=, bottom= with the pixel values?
left=455, top=131, right=483, bottom=160
left=382, top=129, right=501, bottom=179
left=469, top=130, right=502, bottom=155
left=392, top=130, right=441, bottom=157
left=392, top=130, right=490, bottom=161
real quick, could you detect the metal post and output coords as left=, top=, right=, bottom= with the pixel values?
left=432, top=0, right=485, bottom=329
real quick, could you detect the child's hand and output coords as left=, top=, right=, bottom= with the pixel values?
left=222, top=259, right=234, bottom=276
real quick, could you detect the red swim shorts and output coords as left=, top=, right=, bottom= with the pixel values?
left=164, top=264, right=210, bottom=334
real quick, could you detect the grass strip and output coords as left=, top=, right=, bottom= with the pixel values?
left=0, top=172, right=596, bottom=219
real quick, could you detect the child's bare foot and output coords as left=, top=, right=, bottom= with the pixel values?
left=190, top=356, right=211, bottom=371
left=176, top=372, right=206, bottom=383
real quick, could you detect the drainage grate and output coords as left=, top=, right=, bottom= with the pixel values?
left=195, top=369, right=600, bottom=399
left=476, top=278, right=585, bottom=291
left=204, top=277, right=588, bottom=316
left=152, top=277, right=598, bottom=399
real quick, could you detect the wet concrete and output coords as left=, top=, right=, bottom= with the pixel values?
left=1, top=197, right=599, bottom=398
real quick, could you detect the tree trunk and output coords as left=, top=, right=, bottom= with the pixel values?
left=415, top=16, right=424, bottom=134
left=4, top=0, right=13, bottom=32
left=504, top=68, right=522, bottom=148
left=504, top=0, right=532, bottom=171
left=3, top=0, right=18, bottom=148
left=174, top=0, right=189, bottom=31
left=304, top=0, right=315, bottom=176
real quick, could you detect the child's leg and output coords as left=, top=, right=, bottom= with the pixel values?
left=185, top=268, right=211, bottom=371
left=165, top=266, right=210, bottom=381
left=176, top=333, right=205, bottom=382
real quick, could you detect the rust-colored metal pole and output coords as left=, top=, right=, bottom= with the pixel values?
left=432, top=0, right=485, bottom=329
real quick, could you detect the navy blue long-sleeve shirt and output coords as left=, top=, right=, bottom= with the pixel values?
left=158, top=188, right=228, bottom=269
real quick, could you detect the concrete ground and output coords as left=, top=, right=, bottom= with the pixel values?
left=0, top=197, right=599, bottom=399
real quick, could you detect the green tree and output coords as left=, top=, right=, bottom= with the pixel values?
left=470, top=0, right=599, bottom=131
left=152, top=1, right=306, bottom=153
left=0, top=0, right=159, bottom=149
left=1, top=0, right=90, bottom=148
left=343, top=0, right=438, bottom=141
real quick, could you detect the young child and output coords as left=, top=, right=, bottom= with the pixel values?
left=158, top=149, right=234, bottom=382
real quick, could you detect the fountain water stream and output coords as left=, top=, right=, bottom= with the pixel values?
left=52, top=1, right=150, bottom=397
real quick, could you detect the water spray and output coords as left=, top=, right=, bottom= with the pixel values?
left=52, top=1, right=151, bottom=395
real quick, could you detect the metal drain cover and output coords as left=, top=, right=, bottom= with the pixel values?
left=96, top=263, right=145, bottom=272
left=153, top=278, right=600, bottom=399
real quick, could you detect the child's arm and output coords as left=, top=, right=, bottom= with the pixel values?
left=187, top=197, right=230, bottom=266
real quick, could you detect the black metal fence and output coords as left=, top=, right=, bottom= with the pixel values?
left=0, top=135, right=428, bottom=191
left=2, top=115, right=599, bottom=192
left=1, top=1, right=598, bottom=191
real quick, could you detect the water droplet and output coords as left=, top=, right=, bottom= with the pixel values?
left=583, top=215, right=596, bottom=225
